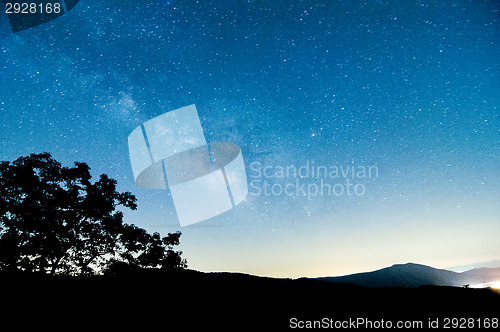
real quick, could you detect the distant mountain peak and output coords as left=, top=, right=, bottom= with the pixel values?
left=318, top=263, right=500, bottom=288
left=391, top=262, right=435, bottom=268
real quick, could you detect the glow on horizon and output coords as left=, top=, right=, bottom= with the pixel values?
left=471, top=281, right=500, bottom=290
left=490, top=282, right=500, bottom=290
left=178, top=206, right=500, bottom=278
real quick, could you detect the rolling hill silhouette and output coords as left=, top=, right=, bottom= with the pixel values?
left=448, top=259, right=500, bottom=272
left=318, top=262, right=500, bottom=288
left=1, top=265, right=499, bottom=329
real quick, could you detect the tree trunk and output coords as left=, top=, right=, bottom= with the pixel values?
left=50, top=256, right=63, bottom=275
left=79, top=255, right=97, bottom=275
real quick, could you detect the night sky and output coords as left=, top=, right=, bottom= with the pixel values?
left=1, top=0, right=499, bottom=277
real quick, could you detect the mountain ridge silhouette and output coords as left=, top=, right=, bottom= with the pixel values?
left=317, top=262, right=500, bottom=288
left=447, top=259, right=500, bottom=272
left=1, top=266, right=499, bottom=330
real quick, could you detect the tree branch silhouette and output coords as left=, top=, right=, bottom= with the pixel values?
left=0, top=153, right=186, bottom=275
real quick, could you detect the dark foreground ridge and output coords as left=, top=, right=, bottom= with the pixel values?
left=2, top=269, right=498, bottom=330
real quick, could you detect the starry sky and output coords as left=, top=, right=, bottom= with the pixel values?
left=1, top=0, right=499, bottom=278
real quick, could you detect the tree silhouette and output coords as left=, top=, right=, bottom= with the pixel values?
left=0, top=153, right=186, bottom=275
left=106, top=224, right=187, bottom=275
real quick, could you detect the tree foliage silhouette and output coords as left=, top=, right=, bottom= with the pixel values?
left=106, top=224, right=187, bottom=275
left=0, top=153, right=186, bottom=275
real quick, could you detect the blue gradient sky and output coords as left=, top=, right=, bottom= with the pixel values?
left=1, top=0, right=499, bottom=277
